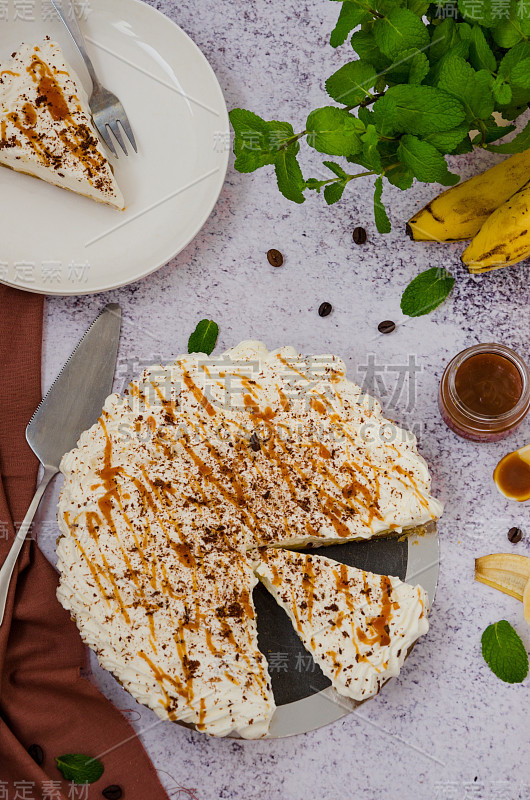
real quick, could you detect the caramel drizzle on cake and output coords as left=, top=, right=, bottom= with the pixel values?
left=4, top=55, right=108, bottom=186
left=255, top=548, right=429, bottom=699
left=56, top=342, right=442, bottom=736
left=0, top=40, right=123, bottom=207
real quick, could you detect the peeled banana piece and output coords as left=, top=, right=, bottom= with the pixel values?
left=475, top=553, right=530, bottom=623
left=462, top=179, right=530, bottom=272
left=407, top=149, right=530, bottom=242
left=475, top=567, right=528, bottom=601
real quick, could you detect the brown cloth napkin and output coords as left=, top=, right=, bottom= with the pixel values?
left=0, top=287, right=171, bottom=800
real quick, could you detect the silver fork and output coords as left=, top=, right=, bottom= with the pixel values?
left=51, top=0, right=137, bottom=157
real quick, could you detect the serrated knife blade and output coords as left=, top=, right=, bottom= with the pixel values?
left=0, top=303, right=122, bottom=624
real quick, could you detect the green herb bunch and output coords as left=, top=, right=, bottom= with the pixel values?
left=229, top=0, right=530, bottom=231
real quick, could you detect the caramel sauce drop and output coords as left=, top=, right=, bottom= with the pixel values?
left=494, top=450, right=530, bottom=501
left=28, top=57, right=70, bottom=120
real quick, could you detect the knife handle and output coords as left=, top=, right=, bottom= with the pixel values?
left=0, top=465, right=57, bottom=626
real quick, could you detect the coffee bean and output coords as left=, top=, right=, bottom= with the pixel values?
left=27, top=744, right=44, bottom=766
left=378, top=320, right=396, bottom=335
left=102, top=786, right=123, bottom=800
left=249, top=432, right=261, bottom=452
left=352, top=226, right=367, bottom=245
left=267, top=249, right=283, bottom=267
left=318, top=302, right=332, bottom=318
left=508, top=526, right=523, bottom=544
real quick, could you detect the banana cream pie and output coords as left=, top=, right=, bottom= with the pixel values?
left=56, top=341, right=442, bottom=737
left=0, top=38, right=124, bottom=208
left=255, top=547, right=429, bottom=702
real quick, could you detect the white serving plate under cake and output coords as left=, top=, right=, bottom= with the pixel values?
left=0, top=0, right=229, bottom=295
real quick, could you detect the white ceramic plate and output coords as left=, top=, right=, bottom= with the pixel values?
left=0, top=0, right=229, bottom=295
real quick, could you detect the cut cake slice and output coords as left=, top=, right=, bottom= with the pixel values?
left=0, top=38, right=124, bottom=208
left=255, top=547, right=429, bottom=702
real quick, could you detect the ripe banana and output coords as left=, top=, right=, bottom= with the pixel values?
left=406, top=149, right=530, bottom=242
left=462, top=179, right=530, bottom=272
left=475, top=553, right=530, bottom=623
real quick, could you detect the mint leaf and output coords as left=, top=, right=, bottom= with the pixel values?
left=471, top=119, right=516, bottom=145
left=511, top=59, right=530, bottom=87
left=56, top=754, right=104, bottom=784
left=374, top=85, right=465, bottom=135
left=428, top=17, right=459, bottom=63
left=408, top=51, right=430, bottom=84
left=385, top=163, right=414, bottom=190
left=322, top=160, right=348, bottom=179
left=498, top=41, right=530, bottom=80
left=373, top=8, right=429, bottom=59
left=437, top=55, right=494, bottom=121
left=372, top=93, right=398, bottom=137
left=330, top=3, right=370, bottom=48
left=385, top=47, right=428, bottom=84
left=492, top=1, right=530, bottom=47
left=452, top=135, right=474, bottom=154
left=481, top=620, right=529, bottom=684
left=424, top=125, right=469, bottom=153
left=306, top=107, right=364, bottom=155
left=496, top=85, right=530, bottom=119
left=492, top=76, right=512, bottom=105
left=305, top=178, right=328, bottom=192
left=357, top=106, right=375, bottom=127
left=229, top=110, right=296, bottom=173
left=456, top=21, right=473, bottom=41
left=486, top=119, right=530, bottom=153
left=324, top=181, right=347, bottom=204
left=469, top=24, right=497, bottom=72
left=374, top=176, right=391, bottom=233
left=401, top=267, right=455, bottom=316
left=492, top=23, right=522, bottom=48
left=398, top=134, right=459, bottom=184
left=407, top=0, right=430, bottom=15
left=321, top=161, right=349, bottom=204
left=188, top=319, right=219, bottom=355
left=275, top=150, right=306, bottom=203
left=351, top=30, right=390, bottom=72
left=326, top=60, right=376, bottom=106
left=361, top=125, right=382, bottom=171
left=458, top=0, right=496, bottom=27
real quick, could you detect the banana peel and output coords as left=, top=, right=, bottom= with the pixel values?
left=406, top=149, right=530, bottom=242
left=475, top=553, right=530, bottom=578
left=524, top=579, right=530, bottom=624
left=462, top=179, right=530, bottom=272
left=475, top=553, right=530, bottom=622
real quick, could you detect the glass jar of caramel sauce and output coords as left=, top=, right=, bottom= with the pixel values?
left=438, top=343, right=530, bottom=442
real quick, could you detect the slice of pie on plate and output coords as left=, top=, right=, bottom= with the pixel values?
left=0, top=38, right=124, bottom=208
left=255, top=547, right=429, bottom=702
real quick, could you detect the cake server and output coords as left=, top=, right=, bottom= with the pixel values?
left=0, top=303, right=122, bottom=625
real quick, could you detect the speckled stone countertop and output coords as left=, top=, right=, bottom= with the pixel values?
left=34, top=0, right=530, bottom=798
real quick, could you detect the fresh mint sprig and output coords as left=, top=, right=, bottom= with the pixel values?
left=55, top=754, right=104, bottom=784
left=229, top=1, right=530, bottom=231
left=481, top=620, right=529, bottom=684
left=188, top=319, right=219, bottom=356
left=400, top=267, right=455, bottom=316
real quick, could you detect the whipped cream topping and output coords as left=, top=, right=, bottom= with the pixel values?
left=56, top=340, right=442, bottom=737
left=0, top=38, right=124, bottom=208
left=256, top=547, right=429, bottom=701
